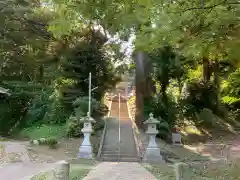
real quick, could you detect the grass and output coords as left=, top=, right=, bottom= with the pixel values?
left=30, top=159, right=96, bottom=180
left=19, top=124, right=66, bottom=140
left=144, top=160, right=240, bottom=180
left=70, top=160, right=96, bottom=180
left=190, top=161, right=240, bottom=180
left=144, top=164, right=175, bottom=180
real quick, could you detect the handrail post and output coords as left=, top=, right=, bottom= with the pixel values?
left=118, top=93, right=121, bottom=162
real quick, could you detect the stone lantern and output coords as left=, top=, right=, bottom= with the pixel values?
left=78, top=112, right=96, bottom=159
left=143, top=113, right=164, bottom=163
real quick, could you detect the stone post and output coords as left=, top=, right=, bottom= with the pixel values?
left=78, top=115, right=95, bottom=159
left=175, top=162, right=192, bottom=180
left=55, top=160, right=70, bottom=180
left=143, top=113, right=164, bottom=163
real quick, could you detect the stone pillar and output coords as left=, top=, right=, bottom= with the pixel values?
left=55, top=160, right=70, bottom=180
left=143, top=113, right=164, bottom=163
left=78, top=116, right=95, bottom=159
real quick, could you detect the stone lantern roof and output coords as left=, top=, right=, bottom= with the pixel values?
left=80, top=112, right=96, bottom=123
left=144, top=113, right=160, bottom=124
left=0, top=87, right=10, bottom=96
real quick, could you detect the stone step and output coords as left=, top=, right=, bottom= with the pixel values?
left=101, top=148, right=119, bottom=152
left=101, top=153, right=138, bottom=157
left=100, top=156, right=140, bottom=162
left=101, top=149, right=136, bottom=155
left=101, top=151, right=118, bottom=154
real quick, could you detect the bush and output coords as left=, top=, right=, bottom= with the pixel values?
left=157, top=120, right=171, bottom=141
left=47, top=138, right=58, bottom=149
left=181, top=80, right=218, bottom=114
left=73, top=96, right=108, bottom=118
left=23, top=90, right=53, bottom=126
left=0, top=93, right=30, bottom=135
left=195, top=108, right=218, bottom=127
left=66, top=96, right=107, bottom=137
left=93, top=104, right=108, bottom=118
left=66, top=115, right=83, bottom=137
left=144, top=94, right=177, bottom=128
left=31, top=137, right=58, bottom=149
left=93, top=119, right=105, bottom=132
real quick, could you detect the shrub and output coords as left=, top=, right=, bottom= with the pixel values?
left=73, top=96, right=108, bottom=118
left=0, top=93, right=30, bottom=135
left=195, top=108, right=217, bottom=127
left=181, top=80, right=218, bottom=114
left=157, top=120, right=171, bottom=141
left=66, top=115, right=83, bottom=137
left=47, top=138, right=58, bottom=149
left=92, top=104, right=108, bottom=118
left=30, top=137, right=58, bottom=149
left=93, top=119, right=105, bottom=132
left=66, top=96, right=107, bottom=137
left=144, top=94, right=177, bottom=128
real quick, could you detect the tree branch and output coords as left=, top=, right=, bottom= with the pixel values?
left=169, top=0, right=239, bottom=14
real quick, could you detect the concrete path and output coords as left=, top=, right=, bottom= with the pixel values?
left=0, top=141, right=57, bottom=179
left=0, top=162, right=55, bottom=180
left=83, top=162, right=157, bottom=180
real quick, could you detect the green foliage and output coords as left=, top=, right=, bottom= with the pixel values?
left=66, top=115, right=83, bottom=138
left=66, top=96, right=107, bottom=137
left=222, top=96, right=240, bottom=106
left=0, top=0, right=239, bottom=139
left=221, top=69, right=240, bottom=109
left=157, top=121, right=171, bottom=141
left=73, top=96, right=98, bottom=117
left=196, top=108, right=217, bottom=127
left=45, top=138, right=58, bottom=149
left=59, top=29, right=120, bottom=105
left=0, top=5, right=117, bottom=136
left=181, top=80, right=218, bottom=114
left=144, top=93, right=178, bottom=129
left=73, top=96, right=108, bottom=119
left=31, top=137, right=58, bottom=149
left=0, top=91, right=31, bottom=135
left=23, top=89, right=53, bottom=126
left=93, top=119, right=105, bottom=132
left=70, top=163, right=96, bottom=180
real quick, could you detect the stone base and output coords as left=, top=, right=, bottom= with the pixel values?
left=143, top=147, right=165, bottom=163
left=172, top=143, right=183, bottom=146
left=78, top=145, right=94, bottom=159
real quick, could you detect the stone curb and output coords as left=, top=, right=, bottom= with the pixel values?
left=96, top=97, right=113, bottom=160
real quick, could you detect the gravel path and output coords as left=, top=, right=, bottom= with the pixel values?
left=83, top=162, right=157, bottom=180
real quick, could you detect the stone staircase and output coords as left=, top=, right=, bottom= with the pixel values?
left=100, top=97, right=139, bottom=162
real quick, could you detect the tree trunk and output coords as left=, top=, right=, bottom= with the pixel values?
left=213, top=60, right=221, bottom=111
left=203, top=57, right=211, bottom=82
left=160, top=82, right=168, bottom=104
left=144, top=55, right=155, bottom=97
left=135, top=51, right=146, bottom=128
